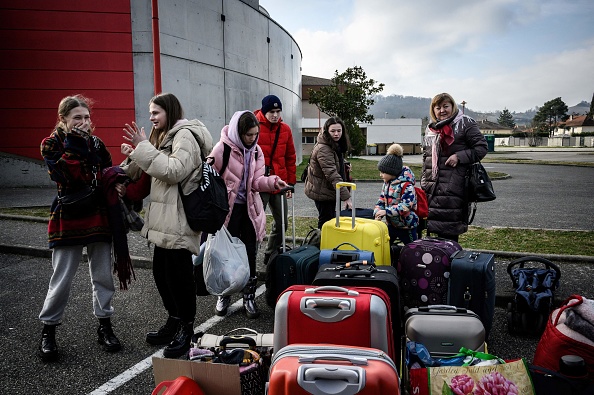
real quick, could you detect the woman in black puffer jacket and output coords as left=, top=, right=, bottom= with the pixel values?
left=421, top=93, right=488, bottom=241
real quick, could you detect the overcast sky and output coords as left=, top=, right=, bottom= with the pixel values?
left=259, top=0, right=594, bottom=113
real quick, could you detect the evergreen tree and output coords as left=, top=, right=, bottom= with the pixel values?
left=308, top=66, right=384, bottom=155
left=588, top=92, right=594, bottom=119
left=532, top=97, right=568, bottom=136
left=497, top=108, right=516, bottom=128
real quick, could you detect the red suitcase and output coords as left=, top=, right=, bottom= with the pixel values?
left=266, top=344, right=400, bottom=395
left=273, top=285, right=396, bottom=362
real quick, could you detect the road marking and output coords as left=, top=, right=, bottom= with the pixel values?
left=88, top=284, right=267, bottom=395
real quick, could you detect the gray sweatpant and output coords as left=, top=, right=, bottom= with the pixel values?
left=39, top=242, right=115, bottom=325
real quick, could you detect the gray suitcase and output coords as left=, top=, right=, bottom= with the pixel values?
left=404, top=305, right=485, bottom=357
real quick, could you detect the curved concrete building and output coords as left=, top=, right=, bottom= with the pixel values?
left=0, top=0, right=302, bottom=186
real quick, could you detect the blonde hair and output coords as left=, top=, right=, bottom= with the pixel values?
left=429, top=93, right=459, bottom=123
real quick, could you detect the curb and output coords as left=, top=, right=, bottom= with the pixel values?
left=4, top=242, right=591, bottom=309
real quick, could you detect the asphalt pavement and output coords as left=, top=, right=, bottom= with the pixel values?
left=1, top=150, right=593, bottom=394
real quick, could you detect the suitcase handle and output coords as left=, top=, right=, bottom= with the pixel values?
left=304, top=286, right=359, bottom=296
left=332, top=242, right=363, bottom=251
left=279, top=186, right=296, bottom=252
left=419, top=305, right=468, bottom=313
left=219, top=334, right=257, bottom=349
left=301, top=297, right=356, bottom=322
left=335, top=182, right=357, bottom=228
left=303, top=366, right=360, bottom=382
left=298, top=355, right=368, bottom=365
left=338, top=269, right=372, bottom=278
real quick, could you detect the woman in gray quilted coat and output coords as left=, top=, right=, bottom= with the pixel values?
left=421, top=93, right=488, bottom=242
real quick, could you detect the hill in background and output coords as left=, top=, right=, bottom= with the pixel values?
left=369, top=95, right=590, bottom=126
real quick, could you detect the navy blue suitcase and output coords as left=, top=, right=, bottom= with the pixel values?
left=447, top=250, right=496, bottom=340
left=265, top=187, right=320, bottom=307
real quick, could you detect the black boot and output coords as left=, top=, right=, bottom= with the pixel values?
left=243, top=277, right=260, bottom=319
left=39, top=324, right=59, bottom=361
left=97, top=317, right=122, bottom=352
left=146, top=316, right=180, bottom=345
left=163, top=321, right=194, bottom=359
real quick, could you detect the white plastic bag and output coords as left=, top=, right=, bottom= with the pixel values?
left=203, top=226, right=250, bottom=296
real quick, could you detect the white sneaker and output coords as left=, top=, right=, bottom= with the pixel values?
left=215, top=296, right=231, bottom=316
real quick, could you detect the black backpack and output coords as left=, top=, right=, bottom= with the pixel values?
left=179, top=144, right=232, bottom=234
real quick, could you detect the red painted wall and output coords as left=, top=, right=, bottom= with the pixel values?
left=0, top=1, right=135, bottom=163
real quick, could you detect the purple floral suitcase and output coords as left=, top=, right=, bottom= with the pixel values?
left=397, top=237, right=462, bottom=312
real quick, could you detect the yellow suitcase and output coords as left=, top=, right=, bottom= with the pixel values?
left=320, top=182, right=391, bottom=265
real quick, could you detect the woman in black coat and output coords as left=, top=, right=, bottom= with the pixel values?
left=421, top=93, right=488, bottom=241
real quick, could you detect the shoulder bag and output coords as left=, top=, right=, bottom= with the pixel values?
left=466, top=156, right=496, bottom=203
left=179, top=144, right=232, bottom=234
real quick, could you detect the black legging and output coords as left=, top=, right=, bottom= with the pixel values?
left=314, top=200, right=336, bottom=229
left=152, top=246, right=196, bottom=322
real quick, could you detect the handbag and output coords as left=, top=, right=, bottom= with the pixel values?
left=202, top=226, right=250, bottom=296
left=466, top=161, right=496, bottom=203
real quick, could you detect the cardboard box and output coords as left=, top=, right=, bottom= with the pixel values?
left=152, top=357, right=242, bottom=395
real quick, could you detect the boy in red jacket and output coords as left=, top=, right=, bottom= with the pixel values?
left=254, top=95, right=297, bottom=264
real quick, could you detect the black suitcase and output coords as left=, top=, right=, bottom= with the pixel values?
left=447, top=250, right=496, bottom=340
left=265, top=187, right=320, bottom=308
left=339, top=207, right=375, bottom=219
left=312, top=261, right=402, bottom=367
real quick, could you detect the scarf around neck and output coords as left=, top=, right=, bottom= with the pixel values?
left=427, top=109, right=459, bottom=178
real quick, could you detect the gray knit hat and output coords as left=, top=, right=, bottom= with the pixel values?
left=378, top=143, right=404, bottom=176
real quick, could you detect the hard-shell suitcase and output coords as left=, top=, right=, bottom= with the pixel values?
left=448, top=250, right=496, bottom=340
left=265, top=186, right=320, bottom=307
left=152, top=376, right=204, bottom=395
left=397, top=237, right=462, bottom=311
left=320, top=182, right=391, bottom=265
left=404, top=305, right=485, bottom=357
left=312, top=262, right=402, bottom=362
left=266, top=344, right=400, bottom=395
left=273, top=284, right=396, bottom=362
left=318, top=242, right=375, bottom=266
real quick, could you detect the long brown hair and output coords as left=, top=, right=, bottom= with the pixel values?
left=323, top=116, right=351, bottom=153
left=148, top=93, right=184, bottom=147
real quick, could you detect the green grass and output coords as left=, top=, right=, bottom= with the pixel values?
left=1, top=206, right=592, bottom=256
left=270, top=217, right=594, bottom=257
left=298, top=156, right=507, bottom=181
